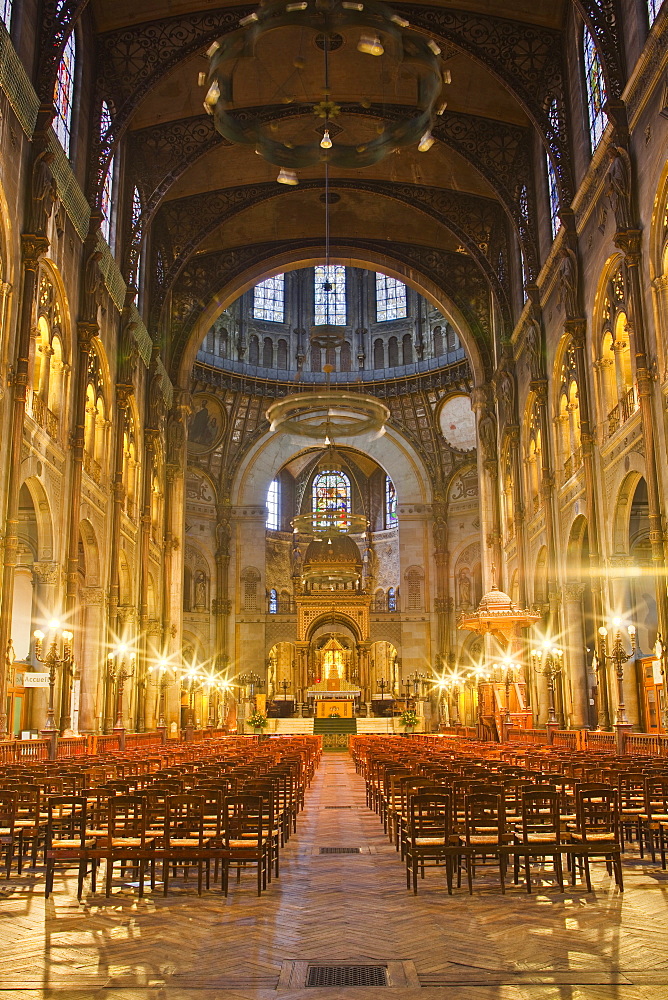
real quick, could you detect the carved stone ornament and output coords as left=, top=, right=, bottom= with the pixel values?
left=82, top=249, right=104, bottom=323
left=32, top=561, right=59, bottom=586
left=29, top=148, right=58, bottom=236
left=477, top=409, right=497, bottom=463
left=606, top=144, right=633, bottom=233
left=80, top=586, right=105, bottom=606
left=558, top=247, right=580, bottom=321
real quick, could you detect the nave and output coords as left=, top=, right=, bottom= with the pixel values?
left=1, top=751, right=668, bottom=999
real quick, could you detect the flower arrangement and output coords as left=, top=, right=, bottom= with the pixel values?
left=329, top=711, right=341, bottom=718
left=399, top=709, right=419, bottom=729
left=247, top=710, right=268, bottom=731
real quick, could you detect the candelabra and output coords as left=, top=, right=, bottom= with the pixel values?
left=469, top=665, right=491, bottom=735
left=408, top=671, right=427, bottom=699
left=598, top=618, right=636, bottom=726
left=239, top=671, right=263, bottom=702
left=107, top=644, right=135, bottom=731
left=280, top=678, right=291, bottom=698
left=402, top=678, right=412, bottom=705
left=492, top=657, right=517, bottom=724
left=377, top=677, right=388, bottom=699
left=183, top=666, right=202, bottom=729
left=530, top=642, right=563, bottom=727
left=33, top=621, right=73, bottom=732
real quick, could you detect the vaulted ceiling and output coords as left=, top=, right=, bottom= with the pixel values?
left=82, top=0, right=602, bottom=380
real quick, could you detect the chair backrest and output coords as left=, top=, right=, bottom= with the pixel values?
left=409, top=791, right=452, bottom=845
left=164, top=794, right=205, bottom=845
left=465, top=791, right=505, bottom=842
left=46, top=795, right=87, bottom=847
left=576, top=787, right=619, bottom=840
left=109, top=795, right=148, bottom=841
left=0, top=791, right=16, bottom=834
left=519, top=788, right=560, bottom=842
left=223, top=794, right=263, bottom=846
left=644, top=776, right=668, bottom=816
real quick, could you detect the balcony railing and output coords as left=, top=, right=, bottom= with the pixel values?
left=562, top=445, right=583, bottom=483
left=267, top=599, right=296, bottom=614
left=83, top=451, right=102, bottom=484
left=30, top=393, right=59, bottom=438
left=370, top=599, right=401, bottom=613
left=607, top=385, right=638, bottom=438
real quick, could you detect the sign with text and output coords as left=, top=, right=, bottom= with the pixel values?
left=23, top=673, right=50, bottom=688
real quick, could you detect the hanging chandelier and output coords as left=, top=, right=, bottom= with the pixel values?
left=266, top=378, right=389, bottom=440
left=202, top=0, right=449, bottom=180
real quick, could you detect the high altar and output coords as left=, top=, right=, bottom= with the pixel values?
left=306, top=637, right=360, bottom=717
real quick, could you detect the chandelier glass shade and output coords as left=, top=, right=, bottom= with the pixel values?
left=204, top=0, right=447, bottom=172
left=266, top=389, right=389, bottom=439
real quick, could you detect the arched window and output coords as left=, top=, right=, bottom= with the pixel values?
left=269, top=588, right=278, bottom=614
left=376, top=274, right=407, bottom=321
left=312, top=470, right=351, bottom=531
left=433, top=326, right=443, bottom=356
left=130, top=186, right=143, bottom=291
left=387, top=587, right=397, bottom=612
left=340, top=341, right=352, bottom=372
left=598, top=267, right=637, bottom=437
left=388, top=336, right=399, bottom=367
left=277, top=339, right=288, bottom=369
left=262, top=337, right=273, bottom=368
left=583, top=26, right=607, bottom=151
left=314, top=265, right=346, bottom=325
left=385, top=476, right=398, bottom=529
left=373, top=338, right=384, bottom=369
left=557, top=342, right=582, bottom=481
left=248, top=335, right=259, bottom=365
left=647, top=0, right=663, bottom=27
left=402, top=333, right=413, bottom=365
left=1, top=0, right=13, bottom=29
left=253, top=274, right=284, bottom=322
left=53, top=30, right=76, bottom=157
left=100, top=102, right=116, bottom=246
left=405, top=568, right=423, bottom=611
left=545, top=101, right=560, bottom=240
left=266, top=479, right=279, bottom=530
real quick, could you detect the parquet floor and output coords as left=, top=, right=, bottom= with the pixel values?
left=1, top=752, right=668, bottom=1000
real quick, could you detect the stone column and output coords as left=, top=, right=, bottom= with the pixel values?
left=30, top=561, right=60, bottom=730
left=562, top=582, right=588, bottom=727
left=78, top=586, right=105, bottom=732
left=472, top=387, right=502, bottom=589
left=0, top=235, right=49, bottom=735
left=136, top=426, right=159, bottom=731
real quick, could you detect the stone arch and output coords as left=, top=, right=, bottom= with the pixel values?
left=649, top=154, right=668, bottom=280
left=21, top=475, right=54, bottom=562
left=610, top=467, right=646, bottom=556
left=79, top=518, right=101, bottom=588
left=565, top=514, right=589, bottom=582
left=306, top=612, right=363, bottom=644
left=533, top=545, right=548, bottom=607
left=176, top=249, right=486, bottom=389
left=233, top=430, right=431, bottom=510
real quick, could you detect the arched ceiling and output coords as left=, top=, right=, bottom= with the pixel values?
left=83, top=0, right=607, bottom=380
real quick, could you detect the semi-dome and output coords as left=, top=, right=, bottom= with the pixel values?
left=477, top=585, right=514, bottom=614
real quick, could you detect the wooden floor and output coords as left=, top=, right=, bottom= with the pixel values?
left=1, top=752, right=668, bottom=999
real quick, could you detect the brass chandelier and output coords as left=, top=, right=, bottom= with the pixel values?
left=203, top=0, right=448, bottom=179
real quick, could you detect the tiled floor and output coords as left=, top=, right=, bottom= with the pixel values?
left=1, top=752, right=668, bottom=999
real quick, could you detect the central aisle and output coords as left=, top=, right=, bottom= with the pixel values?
left=0, top=750, right=667, bottom=998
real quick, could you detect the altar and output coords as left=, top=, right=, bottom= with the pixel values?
left=315, top=700, right=354, bottom=719
left=306, top=638, right=361, bottom=716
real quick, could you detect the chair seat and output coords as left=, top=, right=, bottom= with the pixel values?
left=0, top=828, right=14, bottom=836
left=571, top=832, right=617, bottom=843
left=413, top=836, right=447, bottom=846
left=227, top=838, right=265, bottom=848
left=167, top=838, right=209, bottom=848
left=518, top=833, right=560, bottom=844
left=51, top=838, right=96, bottom=849
left=468, top=835, right=503, bottom=845
left=110, top=836, right=155, bottom=847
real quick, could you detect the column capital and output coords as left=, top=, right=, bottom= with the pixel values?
left=562, top=582, right=585, bottom=603
left=32, top=561, right=59, bottom=586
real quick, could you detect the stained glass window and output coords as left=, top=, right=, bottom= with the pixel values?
left=518, top=184, right=528, bottom=221
left=376, top=274, right=407, bottom=322
left=100, top=102, right=115, bottom=245
left=312, top=470, right=351, bottom=531
left=647, top=0, right=663, bottom=26
left=387, top=587, right=397, bottom=612
left=269, top=588, right=278, bottom=613
left=546, top=155, right=560, bottom=240
left=130, top=186, right=143, bottom=291
left=0, top=0, right=12, bottom=29
left=254, top=274, right=284, bottom=322
left=53, top=30, right=76, bottom=157
left=385, top=476, right=398, bottom=529
left=266, top=480, right=279, bottom=529
left=584, top=27, right=607, bottom=151
left=314, top=265, right=346, bottom=325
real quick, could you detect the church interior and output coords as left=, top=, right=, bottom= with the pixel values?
left=0, top=0, right=667, bottom=996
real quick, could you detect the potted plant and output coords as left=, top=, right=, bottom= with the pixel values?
left=247, top=709, right=268, bottom=736
left=398, top=709, right=419, bottom=735
left=329, top=711, right=341, bottom=718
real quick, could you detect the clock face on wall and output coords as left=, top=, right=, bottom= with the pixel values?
left=438, top=394, right=476, bottom=452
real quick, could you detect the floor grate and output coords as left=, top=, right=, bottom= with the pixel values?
left=306, top=965, right=388, bottom=988
left=319, top=846, right=361, bottom=854
left=324, top=805, right=352, bottom=809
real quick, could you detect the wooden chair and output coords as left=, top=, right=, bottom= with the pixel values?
left=404, top=791, right=461, bottom=895
left=105, top=795, right=157, bottom=898
left=512, top=788, right=564, bottom=893
left=570, top=787, right=623, bottom=892
left=44, top=796, right=97, bottom=900
left=463, top=790, right=510, bottom=894
left=221, top=795, right=270, bottom=897
left=13, top=783, right=46, bottom=872
left=0, top=791, right=16, bottom=878
left=637, top=776, right=668, bottom=865
left=162, top=794, right=209, bottom=896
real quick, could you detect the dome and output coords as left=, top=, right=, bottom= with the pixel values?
left=477, top=585, right=514, bottom=614
left=302, top=534, right=362, bottom=585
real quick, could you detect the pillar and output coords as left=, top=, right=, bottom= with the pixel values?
left=562, top=583, right=588, bottom=727
left=78, top=586, right=105, bottom=732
